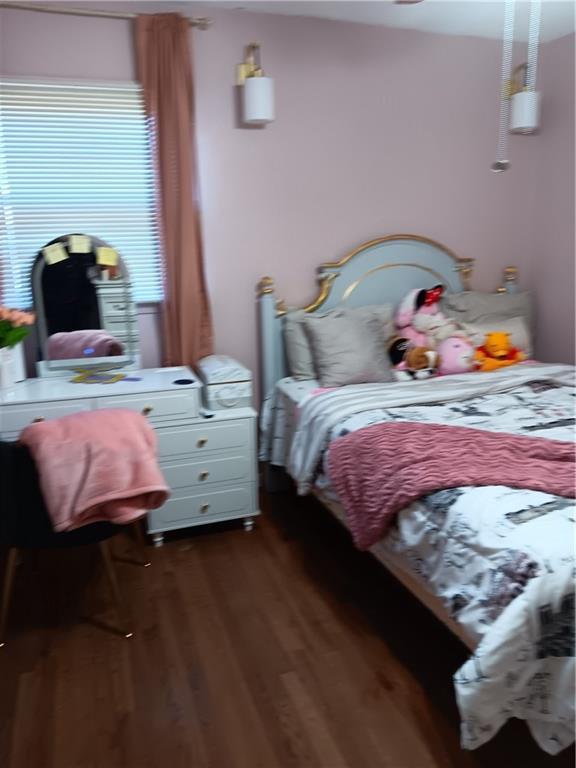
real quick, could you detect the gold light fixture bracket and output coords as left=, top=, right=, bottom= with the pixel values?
left=237, top=43, right=264, bottom=85
left=504, top=63, right=530, bottom=99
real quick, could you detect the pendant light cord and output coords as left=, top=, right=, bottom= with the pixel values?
left=526, top=0, right=542, bottom=89
left=493, top=0, right=516, bottom=170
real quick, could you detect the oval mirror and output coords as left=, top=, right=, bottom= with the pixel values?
left=31, top=234, right=141, bottom=376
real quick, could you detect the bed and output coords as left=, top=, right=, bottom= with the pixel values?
left=256, top=234, right=575, bottom=755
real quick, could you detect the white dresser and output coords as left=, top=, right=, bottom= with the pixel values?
left=0, top=367, right=259, bottom=546
left=94, top=279, right=140, bottom=360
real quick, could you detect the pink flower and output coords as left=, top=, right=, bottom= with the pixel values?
left=0, top=306, right=35, bottom=326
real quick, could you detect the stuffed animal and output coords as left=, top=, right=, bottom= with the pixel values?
left=388, top=337, right=440, bottom=381
left=474, top=331, right=526, bottom=372
left=395, top=285, right=464, bottom=349
left=437, top=336, right=475, bottom=375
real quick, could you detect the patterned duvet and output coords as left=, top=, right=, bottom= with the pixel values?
left=260, top=363, right=575, bottom=754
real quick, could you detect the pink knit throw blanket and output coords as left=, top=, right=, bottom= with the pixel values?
left=20, top=409, right=169, bottom=532
left=327, top=422, right=575, bottom=550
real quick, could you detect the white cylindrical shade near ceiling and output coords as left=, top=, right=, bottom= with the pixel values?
left=510, top=91, right=540, bottom=134
left=243, top=76, right=274, bottom=125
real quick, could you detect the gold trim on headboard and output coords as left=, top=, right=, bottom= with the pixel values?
left=262, top=234, right=474, bottom=317
left=272, top=273, right=338, bottom=318
left=300, top=273, right=339, bottom=315
left=320, top=233, right=471, bottom=272
left=341, top=263, right=447, bottom=303
left=256, top=275, right=275, bottom=296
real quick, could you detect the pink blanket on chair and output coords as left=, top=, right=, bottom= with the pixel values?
left=327, top=422, right=575, bottom=550
left=20, top=409, right=169, bottom=532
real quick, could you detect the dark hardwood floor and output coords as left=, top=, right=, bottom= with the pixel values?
left=0, top=490, right=573, bottom=768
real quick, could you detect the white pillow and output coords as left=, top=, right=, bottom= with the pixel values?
left=442, top=291, right=533, bottom=355
left=461, top=316, right=533, bottom=356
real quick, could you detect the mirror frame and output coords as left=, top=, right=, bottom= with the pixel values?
left=31, top=234, right=141, bottom=376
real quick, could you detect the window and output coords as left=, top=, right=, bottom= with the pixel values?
left=0, top=79, right=163, bottom=307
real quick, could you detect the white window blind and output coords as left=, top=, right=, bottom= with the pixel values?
left=0, top=79, right=164, bottom=307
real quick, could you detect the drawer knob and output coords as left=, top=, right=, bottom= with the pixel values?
left=197, top=437, right=208, bottom=448
left=199, top=470, right=210, bottom=481
left=200, top=503, right=210, bottom=514
left=142, top=406, right=154, bottom=416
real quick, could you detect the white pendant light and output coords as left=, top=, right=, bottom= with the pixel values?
left=510, top=90, right=540, bottom=134
left=236, top=43, right=275, bottom=126
left=243, top=75, right=274, bottom=125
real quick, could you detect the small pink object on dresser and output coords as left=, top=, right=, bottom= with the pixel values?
left=20, top=409, right=169, bottom=532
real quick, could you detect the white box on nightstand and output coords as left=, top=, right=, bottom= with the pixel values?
left=196, top=355, right=253, bottom=410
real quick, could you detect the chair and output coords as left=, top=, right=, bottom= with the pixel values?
left=0, top=441, right=150, bottom=647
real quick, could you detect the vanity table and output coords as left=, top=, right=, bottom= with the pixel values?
left=6, top=234, right=259, bottom=545
left=0, top=368, right=259, bottom=545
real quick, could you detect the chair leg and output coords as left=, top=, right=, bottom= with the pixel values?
left=132, top=520, right=151, bottom=568
left=99, top=541, right=133, bottom=639
left=0, top=548, right=19, bottom=648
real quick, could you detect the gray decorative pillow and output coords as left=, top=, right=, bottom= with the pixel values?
left=441, top=291, right=531, bottom=325
left=284, top=309, right=317, bottom=380
left=304, top=308, right=394, bottom=386
left=351, top=304, right=395, bottom=336
left=284, top=305, right=394, bottom=381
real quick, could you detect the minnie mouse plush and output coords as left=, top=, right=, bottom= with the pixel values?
left=395, top=285, right=463, bottom=349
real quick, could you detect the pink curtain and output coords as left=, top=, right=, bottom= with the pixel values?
left=135, top=13, right=213, bottom=366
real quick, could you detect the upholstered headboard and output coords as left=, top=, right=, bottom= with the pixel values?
left=256, top=234, right=474, bottom=397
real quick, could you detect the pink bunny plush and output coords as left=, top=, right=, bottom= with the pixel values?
left=395, top=285, right=463, bottom=349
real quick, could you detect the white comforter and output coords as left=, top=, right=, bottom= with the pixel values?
left=262, top=363, right=575, bottom=754
left=288, top=363, right=575, bottom=494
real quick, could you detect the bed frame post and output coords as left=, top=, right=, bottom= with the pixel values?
left=257, top=276, right=294, bottom=493
left=257, top=276, right=285, bottom=399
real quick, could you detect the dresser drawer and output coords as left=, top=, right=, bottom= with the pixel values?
left=162, top=455, right=250, bottom=493
left=99, top=295, right=136, bottom=319
left=102, top=320, right=139, bottom=344
left=156, top=420, right=250, bottom=459
left=95, top=390, right=199, bottom=422
left=0, top=400, right=92, bottom=435
left=147, top=485, right=253, bottom=529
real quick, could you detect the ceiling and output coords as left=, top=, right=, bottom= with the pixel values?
left=199, top=0, right=576, bottom=42
left=4, top=1, right=575, bottom=42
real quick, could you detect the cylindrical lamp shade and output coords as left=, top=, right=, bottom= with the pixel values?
left=510, top=91, right=540, bottom=134
left=243, top=76, right=274, bottom=124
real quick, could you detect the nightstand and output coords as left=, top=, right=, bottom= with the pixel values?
left=146, top=407, right=259, bottom=546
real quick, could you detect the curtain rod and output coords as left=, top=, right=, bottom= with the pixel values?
left=0, top=1, right=212, bottom=29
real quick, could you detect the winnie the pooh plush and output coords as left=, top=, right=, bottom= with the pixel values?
left=474, top=331, right=526, bottom=372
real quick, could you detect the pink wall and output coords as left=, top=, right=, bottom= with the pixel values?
left=530, top=34, right=575, bottom=364
left=1, top=5, right=573, bottom=380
